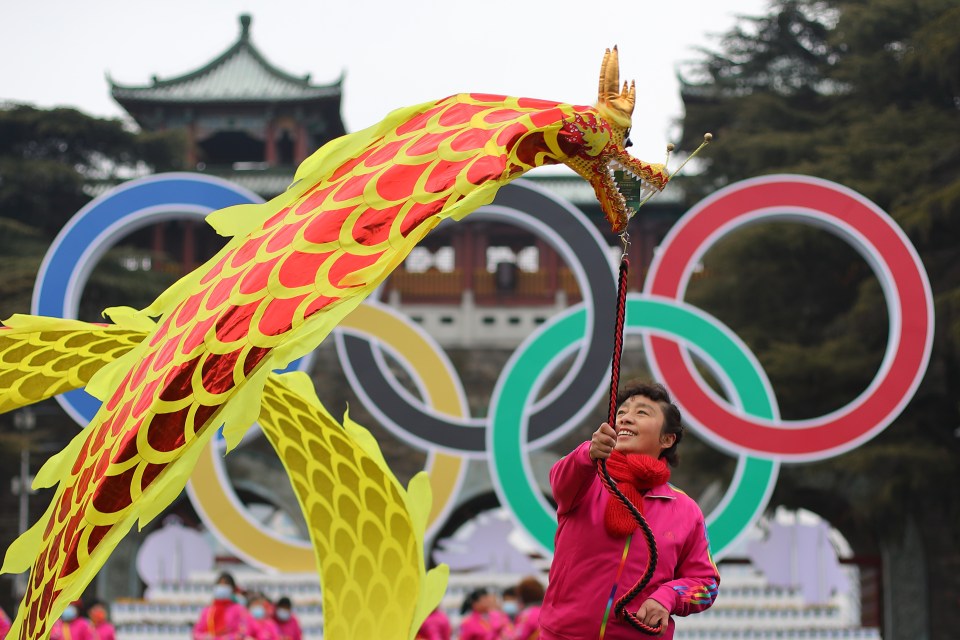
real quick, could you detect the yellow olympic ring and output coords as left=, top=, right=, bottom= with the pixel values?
left=187, top=302, right=467, bottom=571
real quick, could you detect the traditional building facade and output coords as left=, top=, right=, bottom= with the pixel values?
left=108, top=14, right=685, bottom=346
left=108, top=14, right=347, bottom=273
left=111, top=14, right=345, bottom=177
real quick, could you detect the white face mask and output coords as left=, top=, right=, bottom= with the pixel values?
left=503, top=601, right=519, bottom=617
left=276, top=609, right=291, bottom=622
left=62, top=605, right=78, bottom=622
left=213, top=585, right=234, bottom=601
left=250, top=605, right=266, bottom=620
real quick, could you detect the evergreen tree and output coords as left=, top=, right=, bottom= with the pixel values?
left=0, top=103, right=184, bottom=319
left=677, top=1, right=960, bottom=637
left=0, top=104, right=186, bottom=611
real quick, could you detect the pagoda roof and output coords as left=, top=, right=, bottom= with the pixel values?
left=109, top=15, right=341, bottom=105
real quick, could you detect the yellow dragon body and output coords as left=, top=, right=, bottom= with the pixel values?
left=0, top=48, right=668, bottom=640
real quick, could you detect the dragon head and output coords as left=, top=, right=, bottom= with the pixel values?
left=559, top=46, right=670, bottom=234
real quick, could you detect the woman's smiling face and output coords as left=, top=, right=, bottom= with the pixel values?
left=614, top=394, right=675, bottom=457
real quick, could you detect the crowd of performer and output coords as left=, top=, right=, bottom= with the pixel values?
left=0, top=571, right=540, bottom=639
left=418, top=575, right=545, bottom=640
left=192, top=572, right=303, bottom=640
left=0, top=571, right=304, bottom=640
left=0, top=598, right=116, bottom=640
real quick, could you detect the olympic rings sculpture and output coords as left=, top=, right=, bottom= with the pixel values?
left=35, top=173, right=933, bottom=566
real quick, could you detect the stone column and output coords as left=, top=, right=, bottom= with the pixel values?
left=295, top=124, right=309, bottom=164
left=183, top=221, right=196, bottom=272
left=265, top=120, right=276, bottom=166
left=538, top=239, right=559, bottom=297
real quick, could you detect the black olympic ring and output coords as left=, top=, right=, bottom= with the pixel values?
left=337, top=180, right=616, bottom=454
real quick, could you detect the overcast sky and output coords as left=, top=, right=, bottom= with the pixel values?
left=1, top=0, right=770, bottom=161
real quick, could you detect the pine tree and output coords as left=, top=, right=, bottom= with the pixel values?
left=677, top=1, right=960, bottom=636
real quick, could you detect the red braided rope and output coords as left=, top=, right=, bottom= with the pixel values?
left=607, top=260, right=629, bottom=428
left=596, top=258, right=662, bottom=636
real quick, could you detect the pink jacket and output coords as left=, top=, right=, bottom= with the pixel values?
left=510, top=605, right=541, bottom=640
left=0, top=608, right=10, bottom=639
left=247, top=616, right=281, bottom=640
left=95, top=621, right=117, bottom=640
left=417, top=608, right=451, bottom=640
left=50, top=618, right=98, bottom=640
left=539, top=442, right=719, bottom=640
left=458, top=611, right=506, bottom=640
left=275, top=614, right=303, bottom=640
left=489, top=610, right=512, bottom=637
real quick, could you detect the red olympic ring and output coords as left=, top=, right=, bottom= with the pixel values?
left=645, top=175, right=934, bottom=461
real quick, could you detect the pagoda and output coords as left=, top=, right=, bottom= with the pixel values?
left=110, top=14, right=345, bottom=197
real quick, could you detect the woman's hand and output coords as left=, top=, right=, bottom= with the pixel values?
left=589, top=422, right=617, bottom=460
left=636, top=598, right=669, bottom=635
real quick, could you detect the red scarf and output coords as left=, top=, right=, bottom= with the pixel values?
left=603, top=451, right=671, bottom=537
left=207, top=599, right=233, bottom=635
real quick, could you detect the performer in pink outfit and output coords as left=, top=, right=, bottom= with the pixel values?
left=510, top=576, right=544, bottom=640
left=501, top=587, right=520, bottom=624
left=539, top=381, right=720, bottom=640
left=273, top=596, right=303, bottom=640
left=488, top=604, right=513, bottom=639
left=245, top=594, right=280, bottom=640
left=416, top=606, right=451, bottom=640
left=458, top=588, right=507, bottom=640
left=49, top=601, right=97, bottom=640
left=88, top=601, right=116, bottom=640
left=192, top=573, right=250, bottom=640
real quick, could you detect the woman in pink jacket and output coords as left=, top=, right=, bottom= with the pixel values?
left=416, top=606, right=452, bottom=640
left=49, top=602, right=97, bottom=640
left=273, top=596, right=303, bottom=640
left=510, top=576, right=544, bottom=640
left=193, top=573, right=250, bottom=640
left=245, top=593, right=281, bottom=640
left=539, top=381, right=720, bottom=640
left=88, top=600, right=117, bottom=640
left=458, top=588, right=507, bottom=640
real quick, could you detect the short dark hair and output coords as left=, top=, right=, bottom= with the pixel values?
left=617, top=380, right=684, bottom=467
left=215, top=571, right=237, bottom=589
left=516, top=576, right=545, bottom=605
left=277, top=596, right=293, bottom=608
left=461, top=588, right=488, bottom=615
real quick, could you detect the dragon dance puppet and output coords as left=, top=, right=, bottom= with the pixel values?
left=0, top=47, right=692, bottom=640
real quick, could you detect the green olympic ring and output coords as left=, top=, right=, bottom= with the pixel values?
left=488, top=295, right=780, bottom=558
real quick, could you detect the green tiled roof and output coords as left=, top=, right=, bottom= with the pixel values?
left=109, top=15, right=341, bottom=104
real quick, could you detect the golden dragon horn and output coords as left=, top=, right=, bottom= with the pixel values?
left=597, top=46, right=635, bottom=126
left=598, top=47, right=619, bottom=103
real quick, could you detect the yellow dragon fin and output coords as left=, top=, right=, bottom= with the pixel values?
left=260, top=372, right=447, bottom=640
